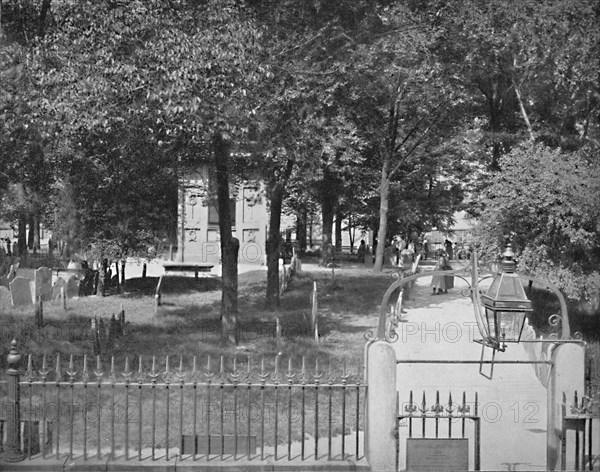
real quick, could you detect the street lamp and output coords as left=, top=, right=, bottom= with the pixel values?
left=477, top=244, right=533, bottom=351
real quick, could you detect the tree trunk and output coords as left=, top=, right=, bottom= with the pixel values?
left=320, top=197, right=335, bottom=266
left=27, top=215, right=34, bottom=250
left=296, top=209, right=307, bottom=257
left=266, top=189, right=284, bottom=310
left=120, top=260, right=126, bottom=285
left=513, top=79, right=535, bottom=141
left=266, top=159, right=294, bottom=311
left=114, top=261, right=120, bottom=289
left=38, top=0, right=52, bottom=37
left=374, top=153, right=390, bottom=272
left=335, top=209, right=343, bottom=253
left=347, top=213, right=355, bottom=254
left=213, top=132, right=238, bottom=344
left=33, top=215, right=40, bottom=252
left=319, top=165, right=338, bottom=266
left=18, top=214, right=27, bottom=257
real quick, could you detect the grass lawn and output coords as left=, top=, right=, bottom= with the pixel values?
left=0, top=263, right=395, bottom=374
left=0, top=263, right=394, bottom=455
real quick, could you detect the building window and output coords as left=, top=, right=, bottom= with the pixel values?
left=208, top=199, right=236, bottom=226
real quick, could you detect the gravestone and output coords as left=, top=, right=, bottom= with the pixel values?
left=10, top=276, right=33, bottom=307
left=51, top=278, right=65, bottom=301
left=35, top=267, right=53, bottom=302
left=8, top=262, right=19, bottom=281
left=0, top=285, right=11, bottom=308
left=65, top=276, right=80, bottom=299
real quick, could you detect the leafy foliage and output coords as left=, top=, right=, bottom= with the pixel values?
left=473, top=142, right=600, bottom=300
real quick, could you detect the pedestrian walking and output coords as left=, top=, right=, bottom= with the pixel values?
left=444, top=238, right=454, bottom=260
left=357, top=239, right=367, bottom=263
left=431, top=251, right=453, bottom=295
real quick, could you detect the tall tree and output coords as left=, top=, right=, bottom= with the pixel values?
left=26, top=0, right=269, bottom=341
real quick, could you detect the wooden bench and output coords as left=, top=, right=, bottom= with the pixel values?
left=155, top=263, right=215, bottom=308
left=162, top=263, right=214, bottom=279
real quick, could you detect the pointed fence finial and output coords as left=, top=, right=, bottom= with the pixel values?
left=55, top=353, right=62, bottom=382
left=67, top=354, right=77, bottom=382
left=82, top=355, right=89, bottom=382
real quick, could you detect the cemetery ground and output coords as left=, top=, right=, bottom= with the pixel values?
left=2, top=259, right=597, bottom=380
left=0, top=261, right=391, bottom=456
left=0, top=263, right=395, bottom=372
left=0, top=259, right=599, bottom=463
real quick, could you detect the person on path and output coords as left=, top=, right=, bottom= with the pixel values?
left=422, top=239, right=429, bottom=260
left=357, top=240, right=367, bottom=263
left=444, top=238, right=454, bottom=260
left=431, top=251, right=453, bottom=295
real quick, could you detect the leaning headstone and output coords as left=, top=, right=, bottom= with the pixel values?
left=35, top=267, right=53, bottom=302
left=10, top=276, right=33, bottom=307
left=65, top=276, right=80, bottom=299
left=7, top=262, right=19, bottom=283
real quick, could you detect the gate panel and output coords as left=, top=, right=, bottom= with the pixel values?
left=398, top=390, right=480, bottom=471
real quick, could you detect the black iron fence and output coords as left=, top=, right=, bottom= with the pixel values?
left=562, top=389, right=600, bottom=470
left=398, top=390, right=481, bottom=471
left=0, top=341, right=366, bottom=467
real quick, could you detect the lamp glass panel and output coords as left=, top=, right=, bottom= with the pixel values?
left=488, top=273, right=528, bottom=301
left=498, top=311, right=526, bottom=342
left=484, top=306, right=496, bottom=340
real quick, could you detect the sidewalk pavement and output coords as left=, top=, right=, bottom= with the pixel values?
left=394, top=275, right=548, bottom=471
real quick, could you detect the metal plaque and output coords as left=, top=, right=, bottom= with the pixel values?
left=406, top=438, right=469, bottom=471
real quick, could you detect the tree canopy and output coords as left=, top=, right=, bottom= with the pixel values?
left=1, top=0, right=599, bottom=311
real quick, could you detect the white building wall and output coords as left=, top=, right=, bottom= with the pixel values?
left=177, top=167, right=268, bottom=265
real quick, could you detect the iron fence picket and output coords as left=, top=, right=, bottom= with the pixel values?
left=2, top=351, right=365, bottom=465
left=562, top=389, right=600, bottom=471
left=399, top=390, right=480, bottom=471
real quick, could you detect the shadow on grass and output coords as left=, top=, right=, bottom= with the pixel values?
left=123, top=276, right=221, bottom=297
left=0, top=268, right=395, bottom=370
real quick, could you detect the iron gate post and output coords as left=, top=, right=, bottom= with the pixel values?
left=4, top=340, right=24, bottom=462
left=366, top=341, right=397, bottom=472
left=547, top=342, right=585, bottom=470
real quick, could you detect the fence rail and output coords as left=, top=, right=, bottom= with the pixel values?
left=0, top=342, right=366, bottom=467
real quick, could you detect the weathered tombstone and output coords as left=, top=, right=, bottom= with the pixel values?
left=117, top=306, right=125, bottom=336
left=0, top=285, right=12, bottom=308
left=10, top=276, right=33, bottom=307
left=108, top=314, right=117, bottom=349
left=7, top=262, right=19, bottom=283
left=51, top=278, right=66, bottom=301
left=65, top=276, right=80, bottom=299
left=35, top=267, right=53, bottom=302
left=91, top=318, right=101, bottom=356
left=98, top=318, right=107, bottom=349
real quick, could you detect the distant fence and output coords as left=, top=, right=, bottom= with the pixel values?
left=0, top=341, right=366, bottom=467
